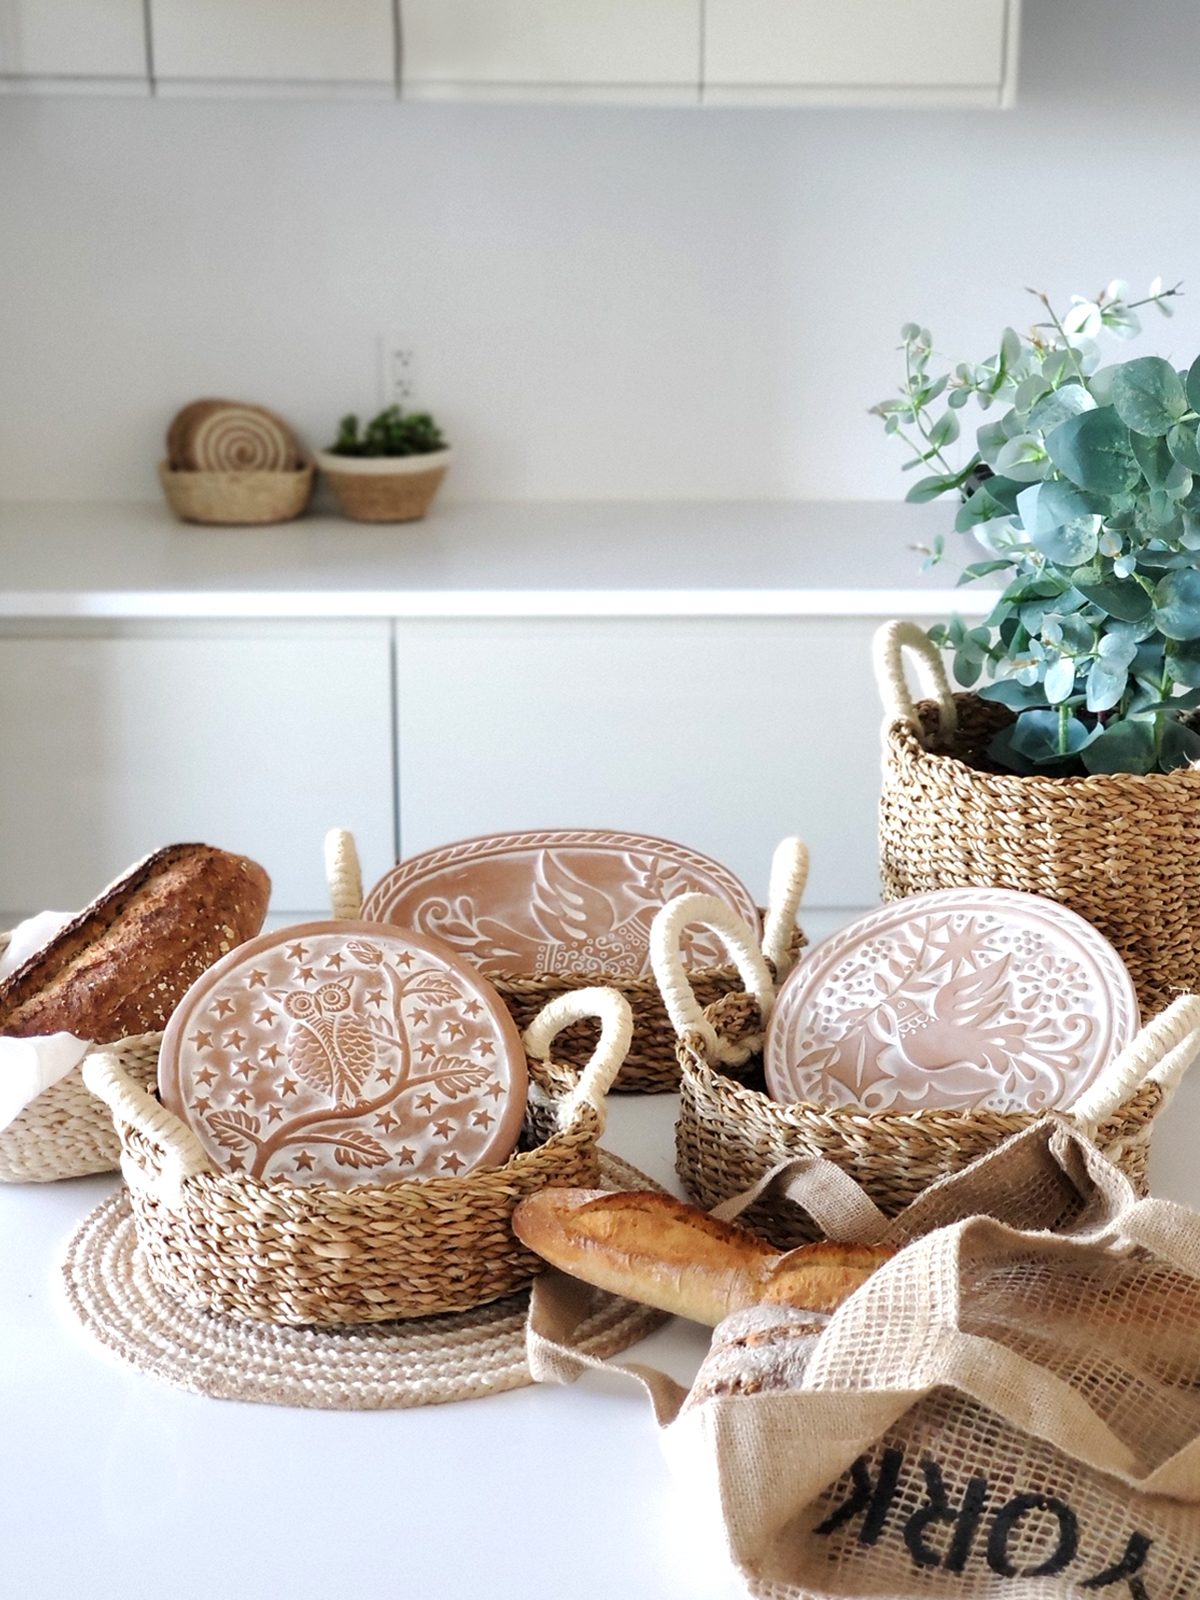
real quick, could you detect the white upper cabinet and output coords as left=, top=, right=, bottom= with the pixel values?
left=703, top=0, right=1018, bottom=106
left=0, top=0, right=147, bottom=89
left=151, top=0, right=395, bottom=94
left=400, top=0, right=701, bottom=103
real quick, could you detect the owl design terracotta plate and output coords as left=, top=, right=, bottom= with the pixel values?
left=158, top=921, right=527, bottom=1188
left=764, top=889, right=1139, bottom=1115
left=360, top=830, right=760, bottom=979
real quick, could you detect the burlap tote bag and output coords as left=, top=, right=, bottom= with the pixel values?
left=528, top=1060, right=1200, bottom=1599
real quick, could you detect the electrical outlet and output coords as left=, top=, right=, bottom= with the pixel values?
left=379, top=332, right=418, bottom=409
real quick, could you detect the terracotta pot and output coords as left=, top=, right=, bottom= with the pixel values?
left=315, top=448, right=452, bottom=523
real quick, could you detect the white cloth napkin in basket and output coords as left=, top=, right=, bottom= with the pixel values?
left=0, top=912, right=89, bottom=1133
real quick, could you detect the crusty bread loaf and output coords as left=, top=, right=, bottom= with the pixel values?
left=0, top=844, right=270, bottom=1044
left=511, top=1187, right=892, bottom=1327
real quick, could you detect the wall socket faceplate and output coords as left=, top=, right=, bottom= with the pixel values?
left=379, top=332, right=417, bottom=409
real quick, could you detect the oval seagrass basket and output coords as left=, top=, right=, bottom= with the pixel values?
left=84, top=986, right=634, bottom=1325
left=877, top=618, right=1200, bottom=1018
left=326, top=829, right=808, bottom=1094
left=658, top=894, right=1200, bottom=1250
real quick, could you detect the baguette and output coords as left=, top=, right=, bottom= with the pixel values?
left=0, top=843, right=270, bottom=1044
left=511, top=1187, right=892, bottom=1327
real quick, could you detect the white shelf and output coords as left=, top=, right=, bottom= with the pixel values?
left=0, top=499, right=986, bottom=620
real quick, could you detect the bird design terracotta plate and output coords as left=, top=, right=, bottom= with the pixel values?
left=360, top=829, right=760, bottom=979
left=764, top=889, right=1140, bottom=1115
left=158, top=921, right=527, bottom=1188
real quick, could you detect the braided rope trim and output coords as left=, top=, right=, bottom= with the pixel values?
left=60, top=1149, right=668, bottom=1410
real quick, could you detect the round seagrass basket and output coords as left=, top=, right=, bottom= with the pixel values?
left=84, top=986, right=633, bottom=1325
left=315, top=449, right=452, bottom=523
left=658, top=895, right=1200, bottom=1250
left=326, top=829, right=808, bottom=1094
left=877, top=619, right=1200, bottom=1018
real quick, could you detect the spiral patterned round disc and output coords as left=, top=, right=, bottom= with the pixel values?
left=167, top=398, right=299, bottom=472
left=158, top=921, right=528, bottom=1189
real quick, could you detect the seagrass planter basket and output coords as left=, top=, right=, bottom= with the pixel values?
left=327, top=830, right=808, bottom=1094
left=656, top=895, right=1200, bottom=1251
left=877, top=619, right=1200, bottom=1019
left=84, top=986, right=633, bottom=1326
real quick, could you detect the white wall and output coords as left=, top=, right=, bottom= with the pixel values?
left=2, top=0, right=1200, bottom=503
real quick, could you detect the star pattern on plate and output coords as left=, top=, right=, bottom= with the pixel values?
left=160, top=923, right=526, bottom=1191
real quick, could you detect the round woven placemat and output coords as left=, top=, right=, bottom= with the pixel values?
left=61, top=1150, right=667, bottom=1410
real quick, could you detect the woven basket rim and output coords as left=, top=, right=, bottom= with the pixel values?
left=678, top=1044, right=1159, bottom=1132
left=163, top=1099, right=599, bottom=1208
left=891, top=693, right=1200, bottom=795
left=108, top=1033, right=602, bottom=1207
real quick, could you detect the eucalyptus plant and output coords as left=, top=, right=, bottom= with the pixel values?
left=870, top=278, right=1200, bottom=776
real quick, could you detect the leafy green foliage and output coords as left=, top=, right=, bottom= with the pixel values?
left=871, top=277, right=1200, bottom=776
left=328, top=406, right=447, bottom=458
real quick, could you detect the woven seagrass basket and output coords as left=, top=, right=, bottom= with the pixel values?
left=84, top=986, right=634, bottom=1325
left=327, top=829, right=808, bottom=1094
left=657, top=894, right=1200, bottom=1250
left=877, top=619, right=1200, bottom=1018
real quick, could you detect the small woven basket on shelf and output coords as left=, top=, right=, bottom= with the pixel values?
left=84, top=985, right=634, bottom=1326
left=658, top=895, right=1200, bottom=1250
left=326, top=829, right=808, bottom=1094
left=877, top=618, right=1200, bottom=1018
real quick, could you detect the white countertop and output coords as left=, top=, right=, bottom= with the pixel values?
left=0, top=499, right=989, bottom=619
left=0, top=1094, right=747, bottom=1600
left=8, top=1070, right=1200, bottom=1600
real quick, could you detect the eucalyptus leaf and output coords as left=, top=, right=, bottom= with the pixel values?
left=1160, top=718, right=1200, bottom=770
left=1081, top=718, right=1157, bottom=774
left=1186, top=352, right=1200, bottom=413
left=1043, top=656, right=1076, bottom=703
left=1168, top=422, right=1200, bottom=474
left=977, top=679, right=1050, bottom=710
left=1085, top=658, right=1128, bottom=712
left=1074, top=578, right=1153, bottom=622
left=1046, top=408, right=1140, bottom=494
left=1027, top=384, right=1095, bottom=437
left=1131, top=430, right=1174, bottom=488
left=1168, top=638, right=1200, bottom=687
left=1110, top=357, right=1189, bottom=436
left=905, top=474, right=961, bottom=504
left=1154, top=569, right=1200, bottom=640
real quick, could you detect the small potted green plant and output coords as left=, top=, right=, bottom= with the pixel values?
left=316, top=406, right=452, bottom=523
left=870, top=277, right=1200, bottom=1014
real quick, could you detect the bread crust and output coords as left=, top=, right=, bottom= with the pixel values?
left=512, top=1187, right=892, bottom=1326
left=0, top=844, right=271, bottom=1043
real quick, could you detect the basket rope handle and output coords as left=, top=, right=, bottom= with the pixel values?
left=82, top=1048, right=214, bottom=1209
left=522, top=987, right=633, bottom=1134
left=651, top=893, right=775, bottom=1066
left=325, top=828, right=365, bottom=920
left=761, top=836, right=809, bottom=982
left=1070, top=994, right=1200, bottom=1132
left=873, top=619, right=957, bottom=744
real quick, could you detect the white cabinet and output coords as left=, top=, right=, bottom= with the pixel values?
left=703, top=0, right=1017, bottom=106
left=0, top=0, right=147, bottom=90
left=0, top=623, right=395, bottom=917
left=150, top=0, right=395, bottom=93
left=393, top=616, right=888, bottom=909
left=400, top=0, right=701, bottom=103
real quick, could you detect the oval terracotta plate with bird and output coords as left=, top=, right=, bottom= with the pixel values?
left=158, top=921, right=527, bottom=1188
left=360, top=829, right=760, bottom=979
left=764, top=889, right=1139, bottom=1115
